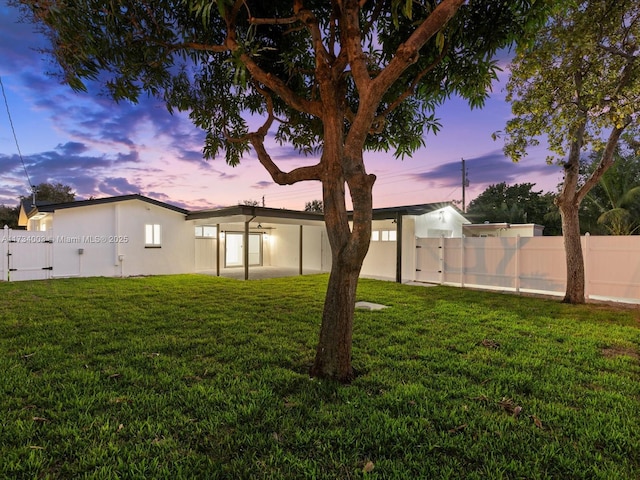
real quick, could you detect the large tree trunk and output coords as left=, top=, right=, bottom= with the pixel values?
left=558, top=200, right=585, bottom=304
left=310, top=148, right=374, bottom=382
left=310, top=257, right=361, bottom=381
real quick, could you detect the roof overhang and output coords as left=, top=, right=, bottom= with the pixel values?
left=187, top=205, right=326, bottom=226
left=34, top=194, right=189, bottom=215
left=464, top=223, right=511, bottom=231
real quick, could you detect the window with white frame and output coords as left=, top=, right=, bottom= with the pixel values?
left=145, top=224, right=161, bottom=247
left=381, top=229, right=397, bottom=241
left=195, top=225, right=217, bottom=238
left=371, top=229, right=397, bottom=242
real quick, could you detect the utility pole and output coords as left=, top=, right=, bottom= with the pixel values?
left=31, top=185, right=37, bottom=207
left=461, top=158, right=469, bottom=213
left=261, top=195, right=265, bottom=207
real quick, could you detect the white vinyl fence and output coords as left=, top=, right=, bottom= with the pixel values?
left=415, top=234, right=640, bottom=305
left=1, top=226, right=54, bottom=281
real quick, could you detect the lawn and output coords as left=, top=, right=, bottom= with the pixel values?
left=0, top=274, right=638, bottom=479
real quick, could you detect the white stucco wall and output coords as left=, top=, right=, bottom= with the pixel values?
left=360, top=219, right=398, bottom=280
left=268, top=225, right=300, bottom=269
left=268, top=224, right=327, bottom=271
left=401, top=216, right=416, bottom=282
left=49, top=200, right=193, bottom=278
left=194, top=237, right=217, bottom=271
left=302, top=225, right=330, bottom=272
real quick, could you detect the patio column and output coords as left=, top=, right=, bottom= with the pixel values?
left=244, top=220, right=250, bottom=280
left=299, top=225, right=303, bottom=275
left=216, top=223, right=220, bottom=277
left=395, top=213, right=403, bottom=283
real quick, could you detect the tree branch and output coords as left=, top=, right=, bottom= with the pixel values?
left=370, top=0, right=464, bottom=100
left=167, top=41, right=229, bottom=53
left=341, top=0, right=372, bottom=92
left=597, top=43, right=638, bottom=61
left=379, top=44, right=449, bottom=118
left=219, top=6, right=324, bottom=119
left=250, top=135, right=322, bottom=185
left=231, top=80, right=322, bottom=185
left=577, top=120, right=630, bottom=203
left=346, top=0, right=463, bottom=148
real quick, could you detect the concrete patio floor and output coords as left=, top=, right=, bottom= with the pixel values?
left=198, top=266, right=438, bottom=286
left=200, top=266, right=324, bottom=280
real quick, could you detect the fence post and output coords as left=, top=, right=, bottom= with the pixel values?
left=460, top=235, right=465, bottom=288
left=584, top=233, right=590, bottom=301
left=515, top=235, right=520, bottom=294
left=2, top=225, right=7, bottom=281
left=439, top=235, right=445, bottom=285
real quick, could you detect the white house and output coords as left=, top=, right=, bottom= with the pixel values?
left=12, top=194, right=541, bottom=283
left=18, top=195, right=194, bottom=278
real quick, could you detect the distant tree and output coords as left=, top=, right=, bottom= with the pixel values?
left=0, top=205, right=20, bottom=229
left=304, top=200, right=324, bottom=213
left=503, top=0, right=640, bottom=303
left=17, top=0, right=548, bottom=381
left=466, top=182, right=559, bottom=234
left=240, top=199, right=261, bottom=207
left=582, top=143, right=640, bottom=235
left=20, top=182, right=76, bottom=204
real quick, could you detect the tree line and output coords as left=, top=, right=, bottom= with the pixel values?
left=467, top=138, right=640, bottom=237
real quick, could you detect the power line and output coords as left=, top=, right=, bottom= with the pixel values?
left=0, top=75, right=33, bottom=190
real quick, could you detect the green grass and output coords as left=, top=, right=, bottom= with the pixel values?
left=0, top=274, right=638, bottom=479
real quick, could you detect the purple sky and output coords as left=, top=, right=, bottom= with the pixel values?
left=0, top=5, right=563, bottom=211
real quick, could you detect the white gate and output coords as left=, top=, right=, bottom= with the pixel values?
left=1, top=227, right=54, bottom=281
left=415, top=237, right=442, bottom=283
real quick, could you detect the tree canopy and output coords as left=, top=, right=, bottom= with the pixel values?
left=466, top=182, right=559, bottom=234
left=16, top=0, right=549, bottom=379
left=504, top=0, right=640, bottom=166
left=304, top=199, right=324, bottom=213
left=502, top=0, right=640, bottom=303
left=581, top=140, right=640, bottom=235
left=21, top=182, right=76, bottom=204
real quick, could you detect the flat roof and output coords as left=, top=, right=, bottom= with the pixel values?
left=187, top=205, right=325, bottom=226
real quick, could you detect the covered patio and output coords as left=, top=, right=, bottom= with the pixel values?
left=187, top=205, right=329, bottom=280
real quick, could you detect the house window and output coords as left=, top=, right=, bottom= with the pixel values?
left=371, top=230, right=380, bottom=242
left=381, top=230, right=397, bottom=242
left=145, top=224, right=161, bottom=247
left=195, top=225, right=217, bottom=238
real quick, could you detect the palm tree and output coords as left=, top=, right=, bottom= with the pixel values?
left=584, top=148, right=640, bottom=235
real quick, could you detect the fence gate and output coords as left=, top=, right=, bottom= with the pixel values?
left=1, top=227, right=54, bottom=281
left=415, top=237, right=442, bottom=283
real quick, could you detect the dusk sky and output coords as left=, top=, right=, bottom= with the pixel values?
left=0, top=5, right=563, bottom=211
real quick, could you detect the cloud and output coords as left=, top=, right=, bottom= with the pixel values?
left=412, top=150, right=559, bottom=190
left=56, top=142, right=89, bottom=155
left=252, top=181, right=272, bottom=190
left=98, top=177, right=141, bottom=197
